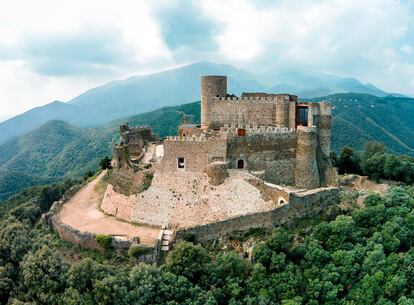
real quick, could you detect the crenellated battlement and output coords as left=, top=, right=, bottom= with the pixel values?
left=220, top=124, right=296, bottom=135
left=166, top=135, right=207, bottom=142
left=113, top=74, right=337, bottom=190
left=211, top=96, right=292, bottom=103
left=128, top=125, right=150, bottom=129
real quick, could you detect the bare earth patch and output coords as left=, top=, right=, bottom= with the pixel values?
left=58, top=171, right=159, bottom=246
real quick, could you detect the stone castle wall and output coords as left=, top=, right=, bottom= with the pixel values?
left=227, top=131, right=297, bottom=185
left=41, top=180, right=160, bottom=263
left=175, top=186, right=339, bottom=242
left=207, top=96, right=297, bottom=129
left=160, top=136, right=227, bottom=172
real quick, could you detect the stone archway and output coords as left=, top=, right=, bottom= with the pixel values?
left=278, top=197, right=287, bottom=205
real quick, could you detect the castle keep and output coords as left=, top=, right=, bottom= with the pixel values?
left=157, top=75, right=338, bottom=189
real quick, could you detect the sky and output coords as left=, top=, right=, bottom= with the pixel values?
left=0, top=0, right=414, bottom=117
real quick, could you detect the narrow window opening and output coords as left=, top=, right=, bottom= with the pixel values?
left=177, top=157, right=185, bottom=169
left=296, top=106, right=308, bottom=126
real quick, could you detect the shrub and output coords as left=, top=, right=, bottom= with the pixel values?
left=95, top=234, right=112, bottom=249
left=138, top=172, right=154, bottom=193
left=99, top=157, right=112, bottom=170
left=128, top=244, right=152, bottom=257
left=166, top=241, right=209, bottom=281
left=83, top=171, right=95, bottom=181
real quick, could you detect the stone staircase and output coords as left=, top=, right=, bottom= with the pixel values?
left=161, top=229, right=174, bottom=252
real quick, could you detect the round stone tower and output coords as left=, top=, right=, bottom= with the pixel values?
left=201, top=76, right=227, bottom=130
left=275, top=96, right=290, bottom=128
left=294, top=126, right=320, bottom=189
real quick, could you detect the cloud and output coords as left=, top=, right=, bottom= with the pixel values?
left=1, top=0, right=414, bottom=115
left=401, top=44, right=413, bottom=55
left=155, top=1, right=219, bottom=51
left=9, top=28, right=134, bottom=76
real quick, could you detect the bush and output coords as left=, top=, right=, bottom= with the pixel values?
left=166, top=241, right=209, bottom=282
left=128, top=244, right=152, bottom=257
left=95, top=234, right=112, bottom=249
left=83, top=171, right=95, bottom=181
left=138, top=172, right=154, bottom=193
left=99, top=156, right=112, bottom=170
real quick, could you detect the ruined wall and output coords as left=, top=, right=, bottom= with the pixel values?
left=207, top=161, right=229, bottom=185
left=160, top=136, right=227, bottom=172
left=120, top=126, right=153, bottom=157
left=50, top=216, right=158, bottom=262
left=101, top=184, right=135, bottom=220
left=109, top=168, right=153, bottom=196
left=178, top=125, right=202, bottom=138
left=175, top=187, right=339, bottom=242
left=227, top=131, right=297, bottom=184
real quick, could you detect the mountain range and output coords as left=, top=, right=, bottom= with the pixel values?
left=0, top=61, right=401, bottom=145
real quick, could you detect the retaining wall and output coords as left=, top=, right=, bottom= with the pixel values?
left=42, top=179, right=161, bottom=264
left=175, top=187, right=339, bottom=242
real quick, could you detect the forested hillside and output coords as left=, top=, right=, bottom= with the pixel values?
left=0, top=102, right=200, bottom=201
left=328, top=94, right=414, bottom=154
left=2, top=173, right=414, bottom=304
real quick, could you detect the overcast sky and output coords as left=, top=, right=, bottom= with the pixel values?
left=1, top=0, right=414, bottom=117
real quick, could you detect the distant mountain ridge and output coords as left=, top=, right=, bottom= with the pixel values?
left=0, top=61, right=401, bottom=145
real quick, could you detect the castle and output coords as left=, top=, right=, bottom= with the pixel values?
left=114, top=75, right=338, bottom=190
left=51, top=75, right=341, bottom=256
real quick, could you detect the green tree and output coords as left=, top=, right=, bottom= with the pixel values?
left=128, top=263, right=198, bottom=304
left=363, top=152, right=387, bottom=181
left=0, top=220, right=33, bottom=266
left=21, top=245, right=69, bottom=305
left=166, top=241, right=210, bottom=282
left=337, top=147, right=362, bottom=174
left=99, top=157, right=112, bottom=170
left=384, top=155, right=403, bottom=180
left=363, top=141, right=386, bottom=161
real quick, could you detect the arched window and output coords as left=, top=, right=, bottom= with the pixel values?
left=237, top=159, right=245, bottom=169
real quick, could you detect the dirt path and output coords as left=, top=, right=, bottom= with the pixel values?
left=58, top=171, right=159, bottom=245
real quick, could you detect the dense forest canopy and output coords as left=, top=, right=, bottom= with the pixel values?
left=2, top=163, right=414, bottom=304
